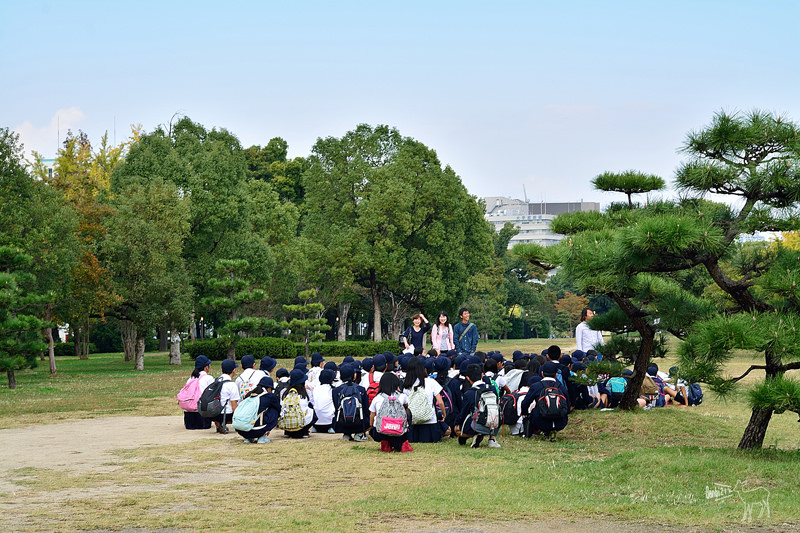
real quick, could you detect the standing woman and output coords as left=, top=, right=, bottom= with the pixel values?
left=575, top=308, right=604, bottom=354
left=403, top=313, right=431, bottom=355
left=429, top=311, right=455, bottom=354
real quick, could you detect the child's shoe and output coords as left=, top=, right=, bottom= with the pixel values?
left=400, top=441, right=414, bottom=453
left=487, top=438, right=501, bottom=448
left=380, top=441, right=392, bottom=453
left=470, top=435, right=484, bottom=448
left=257, top=436, right=270, bottom=444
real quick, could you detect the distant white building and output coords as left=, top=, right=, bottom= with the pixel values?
left=484, top=196, right=600, bottom=248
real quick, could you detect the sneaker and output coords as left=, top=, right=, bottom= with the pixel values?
left=342, top=434, right=353, bottom=441
left=470, top=435, right=484, bottom=448
left=327, top=428, right=336, bottom=434
left=380, top=441, right=392, bottom=452
left=400, top=441, right=414, bottom=453
left=353, top=433, right=368, bottom=442
left=257, top=436, right=270, bottom=444
left=311, top=427, right=318, bottom=433
left=217, top=425, right=229, bottom=435
left=487, top=439, right=501, bottom=448
left=549, top=432, right=557, bottom=442
left=243, top=438, right=254, bottom=443
left=458, top=436, right=468, bottom=446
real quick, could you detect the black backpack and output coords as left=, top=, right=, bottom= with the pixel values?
left=499, top=391, right=525, bottom=426
left=198, top=376, right=228, bottom=418
left=535, top=382, right=569, bottom=421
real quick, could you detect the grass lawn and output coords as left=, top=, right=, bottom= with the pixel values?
left=0, top=340, right=798, bottom=532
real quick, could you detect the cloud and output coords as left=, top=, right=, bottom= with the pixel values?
left=14, top=107, right=86, bottom=158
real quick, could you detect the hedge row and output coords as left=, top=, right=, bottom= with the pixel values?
left=184, top=337, right=399, bottom=361
left=54, top=342, right=97, bottom=357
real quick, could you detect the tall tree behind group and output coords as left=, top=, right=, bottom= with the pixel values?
left=0, top=128, right=78, bottom=375
left=112, top=117, right=298, bottom=363
left=302, top=124, right=492, bottom=341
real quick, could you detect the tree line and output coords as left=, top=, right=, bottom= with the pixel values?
left=0, top=119, right=569, bottom=383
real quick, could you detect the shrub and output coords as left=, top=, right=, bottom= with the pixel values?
left=185, top=337, right=296, bottom=361
left=184, top=338, right=399, bottom=361
left=54, top=342, right=97, bottom=357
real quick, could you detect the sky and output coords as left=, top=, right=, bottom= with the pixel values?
left=2, top=0, right=799, bottom=206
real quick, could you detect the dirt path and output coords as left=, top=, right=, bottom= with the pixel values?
left=0, top=417, right=794, bottom=533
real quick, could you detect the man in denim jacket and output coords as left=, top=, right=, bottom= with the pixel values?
left=453, top=307, right=478, bottom=356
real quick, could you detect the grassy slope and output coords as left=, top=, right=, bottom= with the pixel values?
left=1, top=343, right=798, bottom=531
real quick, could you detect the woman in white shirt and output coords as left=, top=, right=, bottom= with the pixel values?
left=575, top=308, right=604, bottom=353
left=402, top=357, right=447, bottom=443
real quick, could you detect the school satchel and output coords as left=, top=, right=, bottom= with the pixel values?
left=535, top=383, right=568, bottom=421
left=177, top=378, right=201, bottom=412
left=278, top=389, right=306, bottom=431
left=407, top=386, right=435, bottom=424
left=198, top=377, right=228, bottom=418
left=375, top=395, right=408, bottom=436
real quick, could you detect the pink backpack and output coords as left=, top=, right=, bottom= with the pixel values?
left=177, top=378, right=201, bottom=411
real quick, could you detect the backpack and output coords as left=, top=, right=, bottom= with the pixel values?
left=499, top=391, right=525, bottom=426
left=606, top=377, right=627, bottom=408
left=198, top=376, right=228, bottom=418
left=535, top=381, right=569, bottom=421
left=335, top=384, right=365, bottom=426
left=375, top=394, right=408, bottom=436
left=473, top=385, right=500, bottom=429
left=274, top=379, right=289, bottom=399
left=177, top=377, right=201, bottom=412
left=438, top=380, right=456, bottom=418
left=278, top=389, right=306, bottom=431
left=687, top=383, right=703, bottom=406
left=640, top=375, right=659, bottom=396
left=366, top=372, right=380, bottom=405
left=408, top=385, right=435, bottom=425
left=231, top=391, right=265, bottom=432
left=237, top=368, right=257, bottom=399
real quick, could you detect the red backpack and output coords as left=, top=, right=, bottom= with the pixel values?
left=366, top=372, right=380, bottom=405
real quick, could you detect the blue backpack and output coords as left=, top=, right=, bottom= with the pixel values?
left=336, top=384, right=364, bottom=426
left=687, top=383, right=703, bottom=406
left=232, top=391, right=264, bottom=431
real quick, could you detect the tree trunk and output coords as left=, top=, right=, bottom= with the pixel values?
left=338, top=302, right=350, bottom=342
left=134, top=333, right=145, bottom=371
left=158, top=326, right=168, bottom=351
left=613, top=294, right=655, bottom=411
left=120, top=320, right=136, bottom=361
left=73, top=326, right=81, bottom=357
left=226, top=340, right=236, bottom=360
left=169, top=325, right=181, bottom=365
left=371, top=283, right=382, bottom=342
left=7, top=370, right=16, bottom=389
left=738, top=407, right=773, bottom=449
left=43, top=303, right=57, bottom=373
left=189, top=312, right=196, bottom=344
left=81, top=318, right=90, bottom=359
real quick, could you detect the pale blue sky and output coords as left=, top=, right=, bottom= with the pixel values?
left=3, top=1, right=798, bottom=204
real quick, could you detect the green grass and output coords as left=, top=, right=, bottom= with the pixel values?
left=1, top=343, right=799, bottom=531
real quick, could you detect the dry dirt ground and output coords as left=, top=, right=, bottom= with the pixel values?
left=0, top=416, right=795, bottom=533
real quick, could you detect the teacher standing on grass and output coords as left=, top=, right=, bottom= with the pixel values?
left=453, top=307, right=478, bottom=356
left=403, top=313, right=431, bottom=356
left=575, top=308, right=604, bottom=353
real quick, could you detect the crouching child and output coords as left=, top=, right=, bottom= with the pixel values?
left=456, top=364, right=501, bottom=448
left=369, top=372, right=412, bottom=452
left=233, top=376, right=281, bottom=444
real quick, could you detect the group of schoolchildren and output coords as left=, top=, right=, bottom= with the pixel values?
left=178, top=314, right=700, bottom=452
